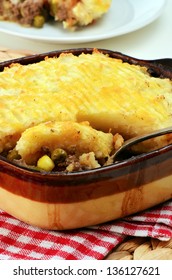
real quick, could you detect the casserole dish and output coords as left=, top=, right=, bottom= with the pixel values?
left=0, top=48, right=172, bottom=230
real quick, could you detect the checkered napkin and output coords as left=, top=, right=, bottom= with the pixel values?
left=0, top=200, right=172, bottom=260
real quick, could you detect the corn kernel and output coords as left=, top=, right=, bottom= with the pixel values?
left=37, top=155, right=55, bottom=172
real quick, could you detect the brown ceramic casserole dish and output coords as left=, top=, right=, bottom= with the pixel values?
left=0, top=48, right=172, bottom=230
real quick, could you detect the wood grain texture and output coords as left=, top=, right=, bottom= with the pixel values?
left=0, top=47, right=34, bottom=62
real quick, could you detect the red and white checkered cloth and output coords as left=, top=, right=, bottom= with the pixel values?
left=0, top=200, right=172, bottom=260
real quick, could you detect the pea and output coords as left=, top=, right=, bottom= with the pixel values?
left=33, top=15, right=45, bottom=28
left=51, top=148, right=67, bottom=164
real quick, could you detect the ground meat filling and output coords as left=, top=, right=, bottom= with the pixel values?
left=4, top=145, right=115, bottom=173
left=19, top=0, right=48, bottom=26
left=0, top=0, right=49, bottom=26
left=0, top=0, right=112, bottom=30
left=1, top=126, right=124, bottom=173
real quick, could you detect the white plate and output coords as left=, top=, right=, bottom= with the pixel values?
left=0, top=0, right=166, bottom=43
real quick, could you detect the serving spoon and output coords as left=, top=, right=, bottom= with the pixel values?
left=113, top=126, right=172, bottom=161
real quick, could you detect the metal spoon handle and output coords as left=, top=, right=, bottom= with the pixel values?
left=113, top=126, right=172, bottom=161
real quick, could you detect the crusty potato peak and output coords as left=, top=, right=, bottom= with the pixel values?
left=0, top=50, right=172, bottom=156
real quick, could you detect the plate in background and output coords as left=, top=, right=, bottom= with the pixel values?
left=0, top=0, right=166, bottom=43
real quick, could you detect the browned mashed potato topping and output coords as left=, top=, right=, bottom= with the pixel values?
left=0, top=50, right=172, bottom=172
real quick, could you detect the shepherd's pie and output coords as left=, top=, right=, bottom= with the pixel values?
left=0, top=50, right=172, bottom=172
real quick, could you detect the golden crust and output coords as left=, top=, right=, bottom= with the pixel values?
left=16, top=121, right=114, bottom=165
left=0, top=50, right=172, bottom=155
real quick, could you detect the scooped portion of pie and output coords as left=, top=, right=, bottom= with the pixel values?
left=0, top=49, right=172, bottom=172
left=48, top=0, right=112, bottom=30
left=0, top=0, right=112, bottom=29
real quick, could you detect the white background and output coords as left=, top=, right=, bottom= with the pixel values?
left=0, top=260, right=171, bottom=279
